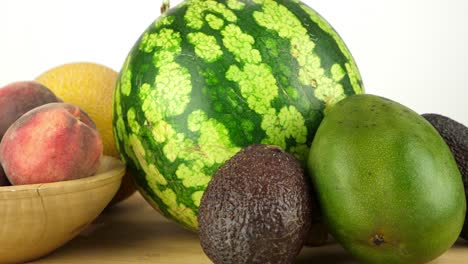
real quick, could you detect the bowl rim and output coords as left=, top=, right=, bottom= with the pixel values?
left=0, top=155, right=125, bottom=199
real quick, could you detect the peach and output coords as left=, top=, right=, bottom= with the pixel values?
left=0, top=103, right=103, bottom=185
left=0, top=81, right=61, bottom=140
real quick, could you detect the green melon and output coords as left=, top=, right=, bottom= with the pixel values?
left=112, top=0, right=364, bottom=230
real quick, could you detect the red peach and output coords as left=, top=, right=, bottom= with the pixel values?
left=0, top=103, right=103, bottom=185
left=0, top=81, right=61, bottom=140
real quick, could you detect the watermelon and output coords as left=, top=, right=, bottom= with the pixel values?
left=113, top=0, right=364, bottom=230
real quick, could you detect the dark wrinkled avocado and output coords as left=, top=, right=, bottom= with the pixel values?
left=422, top=113, right=468, bottom=239
left=198, top=144, right=312, bottom=264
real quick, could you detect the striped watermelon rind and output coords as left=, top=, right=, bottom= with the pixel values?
left=113, top=0, right=364, bottom=230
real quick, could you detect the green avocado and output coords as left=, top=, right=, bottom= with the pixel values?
left=422, top=113, right=468, bottom=240
left=307, top=94, right=465, bottom=264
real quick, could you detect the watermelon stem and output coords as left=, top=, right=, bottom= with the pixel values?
left=161, top=0, right=170, bottom=14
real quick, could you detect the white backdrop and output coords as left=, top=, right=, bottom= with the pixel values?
left=1, top=0, right=467, bottom=125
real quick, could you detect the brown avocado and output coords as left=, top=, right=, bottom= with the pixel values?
left=198, top=144, right=312, bottom=264
left=422, top=113, right=468, bottom=239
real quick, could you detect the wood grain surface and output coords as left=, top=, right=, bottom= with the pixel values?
left=31, top=194, right=468, bottom=264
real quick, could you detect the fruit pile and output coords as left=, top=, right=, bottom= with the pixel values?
left=2, top=0, right=467, bottom=263
left=0, top=63, right=135, bottom=206
left=110, top=0, right=468, bottom=263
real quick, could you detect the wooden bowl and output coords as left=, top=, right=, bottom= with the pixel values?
left=0, top=155, right=125, bottom=264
